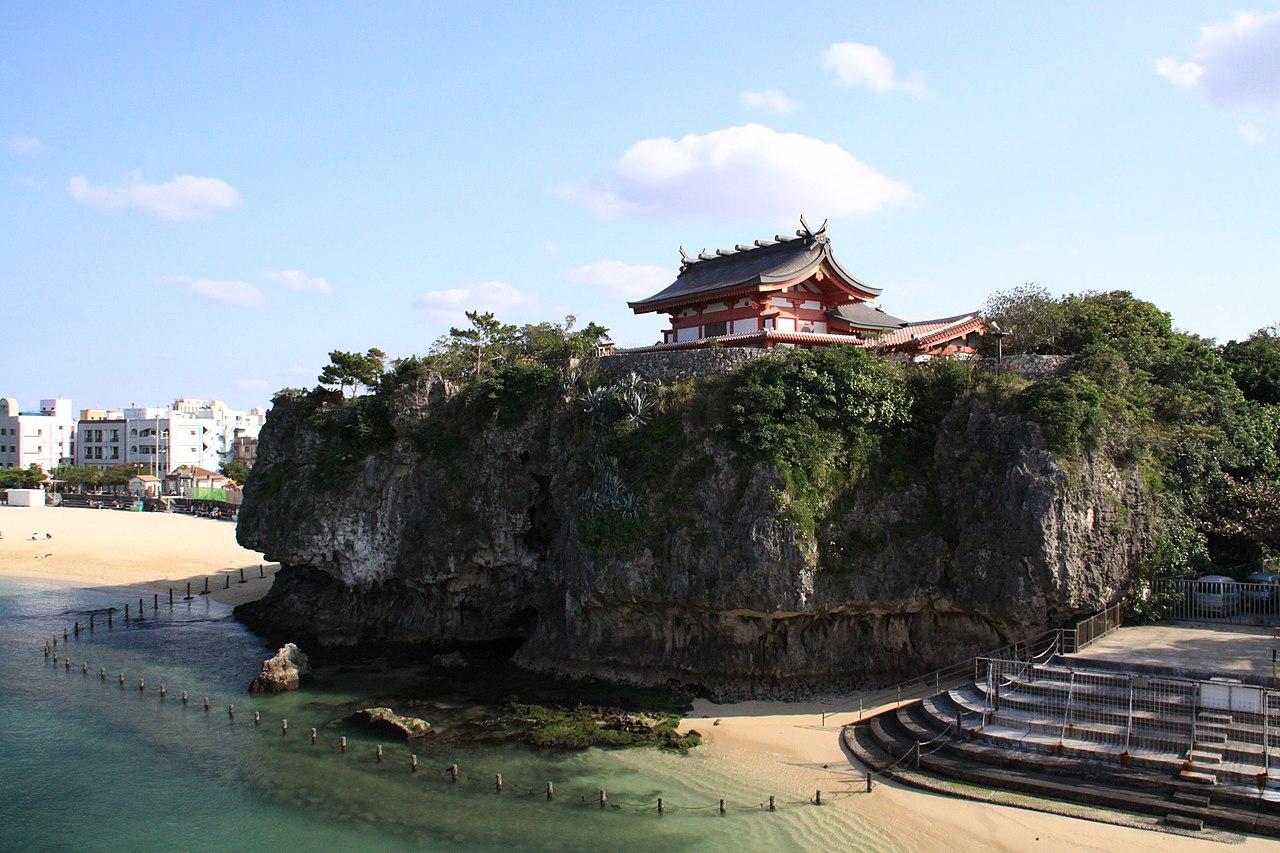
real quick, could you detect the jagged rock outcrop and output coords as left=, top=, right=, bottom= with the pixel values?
left=237, top=380, right=1153, bottom=698
left=248, top=642, right=311, bottom=693
left=350, top=707, right=432, bottom=739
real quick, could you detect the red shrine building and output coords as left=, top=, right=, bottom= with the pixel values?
left=627, top=218, right=986, bottom=360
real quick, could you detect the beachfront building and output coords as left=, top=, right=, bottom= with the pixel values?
left=627, top=218, right=985, bottom=359
left=75, top=418, right=126, bottom=468
left=127, top=474, right=162, bottom=498
left=165, top=465, right=229, bottom=498
left=172, top=398, right=267, bottom=462
left=0, top=397, right=76, bottom=472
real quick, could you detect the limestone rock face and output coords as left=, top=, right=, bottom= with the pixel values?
left=237, top=386, right=1153, bottom=698
left=351, top=707, right=432, bottom=739
left=248, top=642, right=311, bottom=693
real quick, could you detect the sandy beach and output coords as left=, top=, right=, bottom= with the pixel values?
left=0, top=503, right=1246, bottom=849
left=0, top=505, right=277, bottom=605
left=679, top=699, right=1256, bottom=851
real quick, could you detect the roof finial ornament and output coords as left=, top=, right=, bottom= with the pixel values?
left=799, top=214, right=829, bottom=242
left=698, top=248, right=714, bottom=261
left=679, top=245, right=692, bottom=266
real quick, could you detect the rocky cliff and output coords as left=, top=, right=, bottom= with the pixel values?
left=238, top=353, right=1152, bottom=697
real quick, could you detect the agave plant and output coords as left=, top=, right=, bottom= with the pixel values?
left=617, top=387, right=656, bottom=426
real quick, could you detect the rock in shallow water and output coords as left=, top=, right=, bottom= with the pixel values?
left=248, top=642, right=311, bottom=693
left=350, top=707, right=433, bottom=739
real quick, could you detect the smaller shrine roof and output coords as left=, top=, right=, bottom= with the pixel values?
left=827, top=303, right=908, bottom=330
left=876, top=312, right=984, bottom=348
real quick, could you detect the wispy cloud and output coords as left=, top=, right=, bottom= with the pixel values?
left=739, top=88, right=797, bottom=116
left=414, top=280, right=538, bottom=324
left=234, top=378, right=272, bottom=392
left=267, top=269, right=332, bottom=294
left=6, top=136, right=42, bottom=155
left=159, top=275, right=265, bottom=307
left=561, top=123, right=911, bottom=221
left=69, top=170, right=241, bottom=221
left=566, top=260, right=670, bottom=299
left=822, top=42, right=927, bottom=97
left=1155, top=11, right=1280, bottom=103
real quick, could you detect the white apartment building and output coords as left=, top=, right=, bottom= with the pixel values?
left=172, top=398, right=267, bottom=460
left=0, top=397, right=76, bottom=472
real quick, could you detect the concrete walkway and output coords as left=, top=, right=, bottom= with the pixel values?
left=1071, top=623, right=1280, bottom=684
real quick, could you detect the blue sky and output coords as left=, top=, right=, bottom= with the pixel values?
left=3, top=2, right=1279, bottom=410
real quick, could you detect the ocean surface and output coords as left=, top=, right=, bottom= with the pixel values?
left=0, top=577, right=888, bottom=852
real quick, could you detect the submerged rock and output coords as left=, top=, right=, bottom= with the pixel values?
left=248, top=643, right=311, bottom=693
left=351, top=707, right=432, bottom=739
left=432, top=651, right=467, bottom=669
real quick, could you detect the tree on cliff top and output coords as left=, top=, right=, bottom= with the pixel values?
left=318, top=348, right=387, bottom=397
left=1222, top=326, right=1280, bottom=406
left=425, top=312, right=609, bottom=382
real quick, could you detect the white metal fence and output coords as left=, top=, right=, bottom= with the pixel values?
left=978, top=657, right=1280, bottom=773
left=1153, top=577, right=1280, bottom=626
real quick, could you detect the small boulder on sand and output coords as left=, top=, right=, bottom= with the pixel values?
left=248, top=642, right=311, bottom=693
left=350, top=707, right=433, bottom=739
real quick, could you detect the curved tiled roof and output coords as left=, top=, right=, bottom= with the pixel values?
left=629, top=221, right=880, bottom=312
left=876, top=312, right=984, bottom=348
left=827, top=302, right=908, bottom=330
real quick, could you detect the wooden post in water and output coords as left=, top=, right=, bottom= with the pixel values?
left=310, top=728, right=317, bottom=745
left=169, top=587, right=174, bottom=606
left=159, top=685, right=167, bottom=697
left=124, top=604, right=130, bottom=622
left=225, top=575, right=230, bottom=590
left=449, top=764, right=459, bottom=783
left=281, top=719, right=288, bottom=736
left=118, top=672, right=125, bottom=686
left=181, top=691, right=189, bottom=704
left=546, top=782, right=554, bottom=800
left=239, top=567, right=246, bottom=584
left=599, top=790, right=607, bottom=809
left=153, top=593, right=158, bottom=611
left=63, top=628, right=68, bottom=641
left=865, top=772, right=872, bottom=793
left=64, top=659, right=70, bottom=671
left=203, top=697, right=211, bottom=712
left=254, top=711, right=261, bottom=726
left=657, top=798, right=664, bottom=815
left=74, top=622, right=80, bottom=637
left=259, top=564, right=265, bottom=579
left=138, top=678, right=145, bottom=692
left=82, top=662, right=88, bottom=674
left=495, top=774, right=503, bottom=793
left=99, top=668, right=105, bottom=680
left=768, top=796, right=775, bottom=812
left=184, top=582, right=193, bottom=601
left=815, top=790, right=822, bottom=806
left=376, top=745, right=383, bottom=763
left=228, top=704, right=235, bottom=719
left=201, top=577, right=210, bottom=596
left=340, top=737, right=347, bottom=754
left=43, top=645, right=49, bottom=659
left=719, top=799, right=726, bottom=815
left=89, top=614, right=94, bottom=631
left=410, top=754, right=417, bottom=772
left=108, top=610, right=113, bottom=628
left=138, top=598, right=144, bottom=619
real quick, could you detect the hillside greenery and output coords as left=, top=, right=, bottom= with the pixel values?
left=273, top=291, right=1280, bottom=586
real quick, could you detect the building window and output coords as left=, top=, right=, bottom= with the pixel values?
left=704, top=320, right=727, bottom=337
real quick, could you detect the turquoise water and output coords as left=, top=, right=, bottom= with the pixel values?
left=0, top=578, right=871, bottom=852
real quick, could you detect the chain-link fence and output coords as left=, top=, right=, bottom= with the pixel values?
left=977, top=656, right=1280, bottom=774
left=1153, top=577, right=1280, bottom=626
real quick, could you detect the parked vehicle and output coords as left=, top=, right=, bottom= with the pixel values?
left=1192, top=575, right=1241, bottom=614
left=1244, top=571, right=1280, bottom=605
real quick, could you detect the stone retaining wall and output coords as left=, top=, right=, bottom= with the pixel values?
left=595, top=347, right=770, bottom=384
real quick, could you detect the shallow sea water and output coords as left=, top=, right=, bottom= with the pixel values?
left=0, top=577, right=893, bottom=852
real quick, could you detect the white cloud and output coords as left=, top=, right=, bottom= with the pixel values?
left=561, top=124, right=910, bottom=221
left=68, top=170, right=241, bottom=221
left=739, top=88, right=797, bottom=116
left=1155, top=11, right=1280, bottom=103
left=566, top=260, right=671, bottom=299
left=6, top=136, right=42, bottom=155
left=234, top=378, right=272, bottom=391
left=1239, top=121, right=1268, bottom=144
left=822, top=42, right=927, bottom=97
left=413, top=280, right=538, bottom=324
left=267, top=269, right=332, bottom=294
left=160, top=275, right=265, bottom=307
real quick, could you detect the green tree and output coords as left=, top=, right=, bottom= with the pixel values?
left=51, top=465, right=103, bottom=491
left=220, top=460, right=252, bottom=484
left=318, top=348, right=387, bottom=396
left=1221, top=326, right=1280, bottom=406
left=101, top=464, right=147, bottom=488
left=982, top=283, right=1065, bottom=354
left=0, top=464, right=47, bottom=489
